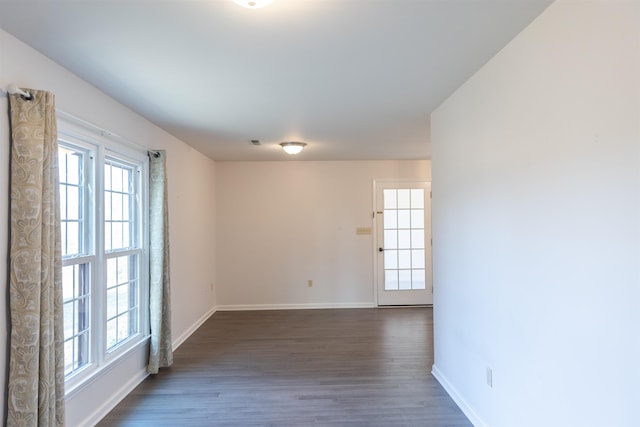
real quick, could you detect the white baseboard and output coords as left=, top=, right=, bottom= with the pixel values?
left=78, top=368, right=148, bottom=427
left=216, top=302, right=376, bottom=311
left=431, top=364, right=487, bottom=427
left=172, top=306, right=217, bottom=349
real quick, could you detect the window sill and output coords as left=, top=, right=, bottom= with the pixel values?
left=65, top=333, right=151, bottom=399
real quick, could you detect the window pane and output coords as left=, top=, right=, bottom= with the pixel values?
left=59, top=145, right=86, bottom=259
left=384, top=210, right=397, bottom=229
left=122, top=169, right=130, bottom=192
left=398, top=230, right=410, bottom=249
left=397, top=210, right=410, bottom=229
left=411, top=209, right=424, bottom=229
left=384, top=250, right=397, bottom=269
left=105, top=255, right=139, bottom=350
left=385, top=270, right=398, bottom=290
left=122, top=223, right=130, bottom=248
left=411, top=229, right=425, bottom=249
left=78, top=267, right=89, bottom=298
left=117, top=284, right=129, bottom=314
left=384, top=230, right=397, bottom=249
left=398, top=250, right=411, bottom=269
left=412, top=269, right=426, bottom=290
left=61, top=222, right=67, bottom=255
left=398, top=270, right=411, bottom=290
left=78, top=265, right=90, bottom=299
left=412, top=249, right=425, bottom=269
left=67, top=186, right=79, bottom=220
left=63, top=301, right=74, bottom=338
left=59, top=153, right=67, bottom=183
left=77, top=295, right=90, bottom=333
left=67, top=153, right=79, bottom=185
left=105, top=162, right=135, bottom=252
left=112, top=193, right=122, bottom=221
left=62, top=262, right=91, bottom=377
left=117, top=257, right=129, bottom=284
left=112, top=222, right=123, bottom=249
left=106, top=319, right=117, bottom=349
left=67, top=222, right=79, bottom=254
left=107, top=289, right=117, bottom=319
left=397, top=189, right=410, bottom=209
left=112, top=166, right=123, bottom=193
left=122, top=195, right=130, bottom=221
left=410, top=189, right=424, bottom=209
left=117, top=312, right=130, bottom=342
left=77, top=331, right=90, bottom=369
left=60, top=185, right=67, bottom=219
left=73, top=300, right=83, bottom=334
left=106, top=258, right=117, bottom=288
left=62, top=265, right=74, bottom=302
left=64, top=340, right=74, bottom=375
left=383, top=189, right=396, bottom=209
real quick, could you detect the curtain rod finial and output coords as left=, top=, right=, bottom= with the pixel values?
left=6, top=83, right=33, bottom=100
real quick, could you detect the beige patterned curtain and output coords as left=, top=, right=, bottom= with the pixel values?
left=7, top=89, right=65, bottom=426
left=147, top=150, right=173, bottom=374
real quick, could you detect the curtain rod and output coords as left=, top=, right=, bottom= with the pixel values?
left=56, top=109, right=152, bottom=155
left=4, top=83, right=33, bottom=100
left=5, top=83, right=160, bottom=157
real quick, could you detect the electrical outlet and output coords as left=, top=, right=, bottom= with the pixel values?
left=307, top=280, right=313, bottom=287
left=486, top=367, right=493, bottom=388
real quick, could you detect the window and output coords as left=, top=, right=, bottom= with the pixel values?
left=104, top=159, right=141, bottom=349
left=58, top=118, right=149, bottom=389
left=59, top=145, right=92, bottom=376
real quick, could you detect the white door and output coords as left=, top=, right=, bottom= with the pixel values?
left=375, top=181, right=432, bottom=305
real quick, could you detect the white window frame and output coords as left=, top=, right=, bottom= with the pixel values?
left=59, top=139, right=95, bottom=381
left=57, top=114, right=150, bottom=394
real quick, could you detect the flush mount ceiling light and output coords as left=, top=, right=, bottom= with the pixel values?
left=280, top=142, right=307, bottom=155
left=232, top=0, right=272, bottom=8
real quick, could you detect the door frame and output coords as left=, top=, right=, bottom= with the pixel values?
left=372, top=179, right=432, bottom=306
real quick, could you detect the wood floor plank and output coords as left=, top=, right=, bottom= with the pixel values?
left=98, top=308, right=471, bottom=426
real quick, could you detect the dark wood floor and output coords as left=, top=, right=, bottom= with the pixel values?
left=98, top=308, right=471, bottom=426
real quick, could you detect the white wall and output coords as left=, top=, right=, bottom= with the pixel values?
left=431, top=1, right=640, bottom=426
left=0, top=29, right=217, bottom=425
left=215, top=160, right=430, bottom=308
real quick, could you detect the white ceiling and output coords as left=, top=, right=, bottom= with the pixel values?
left=0, top=0, right=552, bottom=161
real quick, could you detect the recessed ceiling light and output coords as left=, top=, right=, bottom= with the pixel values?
left=233, top=0, right=272, bottom=8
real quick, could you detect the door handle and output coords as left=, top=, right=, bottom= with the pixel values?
left=378, top=247, right=384, bottom=252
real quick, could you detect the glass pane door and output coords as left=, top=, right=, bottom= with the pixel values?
left=376, top=182, right=432, bottom=305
